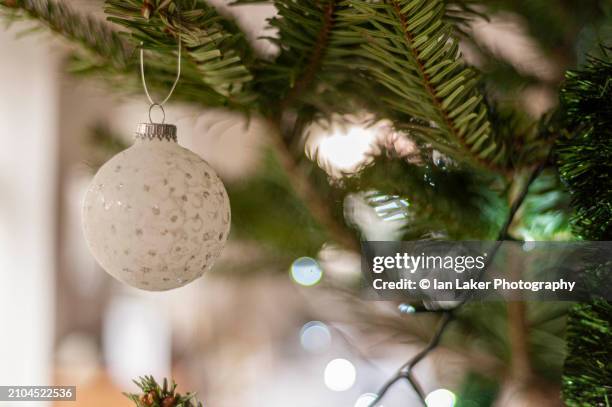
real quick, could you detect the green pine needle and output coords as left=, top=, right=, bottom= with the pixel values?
left=557, top=47, right=612, bottom=407
left=345, top=0, right=508, bottom=170
left=124, top=375, right=203, bottom=407
left=557, top=51, right=612, bottom=240
left=562, top=301, right=612, bottom=406
left=104, top=0, right=256, bottom=106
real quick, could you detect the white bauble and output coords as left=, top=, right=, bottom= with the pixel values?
left=82, top=123, right=230, bottom=291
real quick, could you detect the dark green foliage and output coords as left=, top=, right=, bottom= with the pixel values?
left=345, top=156, right=505, bottom=239
left=346, top=0, right=509, bottom=170
left=557, top=52, right=612, bottom=240
left=227, top=150, right=329, bottom=257
left=451, top=301, right=571, bottom=386
left=486, top=103, right=554, bottom=170
left=562, top=301, right=612, bottom=407
left=557, top=49, right=612, bottom=407
left=255, top=0, right=341, bottom=109
left=253, top=0, right=384, bottom=122
left=528, top=302, right=573, bottom=381
left=517, top=169, right=573, bottom=240
left=452, top=302, right=512, bottom=368
left=456, top=372, right=499, bottom=407
left=124, top=376, right=203, bottom=407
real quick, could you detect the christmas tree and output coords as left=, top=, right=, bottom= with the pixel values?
left=1, top=0, right=610, bottom=405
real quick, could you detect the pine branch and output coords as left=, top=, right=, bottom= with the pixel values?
left=558, top=48, right=612, bottom=407
left=105, top=0, right=255, bottom=106
left=253, top=0, right=387, bottom=118
left=345, top=156, right=505, bottom=240
left=0, top=0, right=131, bottom=69
left=557, top=52, right=612, bottom=240
left=0, top=0, right=244, bottom=107
left=250, top=1, right=363, bottom=250
left=256, top=0, right=347, bottom=115
left=267, top=118, right=361, bottom=252
left=562, top=300, right=612, bottom=406
left=347, top=0, right=508, bottom=171
left=277, top=0, right=336, bottom=112
left=249, top=0, right=517, bottom=249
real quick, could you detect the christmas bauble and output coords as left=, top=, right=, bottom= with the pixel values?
left=82, top=123, right=230, bottom=291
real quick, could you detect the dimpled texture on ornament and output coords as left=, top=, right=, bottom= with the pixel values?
left=82, top=139, right=230, bottom=291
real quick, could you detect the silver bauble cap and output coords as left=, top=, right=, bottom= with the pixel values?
left=135, top=123, right=177, bottom=142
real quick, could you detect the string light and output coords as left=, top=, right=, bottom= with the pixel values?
left=354, top=393, right=380, bottom=407
left=425, top=388, right=456, bottom=407
left=290, top=257, right=323, bottom=286
left=300, top=321, right=331, bottom=354
left=523, top=237, right=536, bottom=252
left=398, top=303, right=416, bottom=314
left=324, top=358, right=356, bottom=391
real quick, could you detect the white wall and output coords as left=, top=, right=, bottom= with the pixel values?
left=0, top=27, right=58, bottom=405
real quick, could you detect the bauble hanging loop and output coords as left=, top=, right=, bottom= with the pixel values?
left=148, top=103, right=166, bottom=124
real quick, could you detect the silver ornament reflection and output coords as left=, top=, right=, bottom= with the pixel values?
left=82, top=123, right=230, bottom=291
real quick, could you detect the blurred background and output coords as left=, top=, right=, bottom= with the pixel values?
left=0, top=0, right=610, bottom=406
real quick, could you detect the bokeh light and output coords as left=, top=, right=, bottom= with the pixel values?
left=354, top=393, right=380, bottom=407
left=315, top=126, right=377, bottom=173
left=290, top=257, right=323, bottom=286
left=523, top=237, right=536, bottom=252
left=425, top=388, right=456, bottom=407
left=300, top=321, right=332, bottom=354
left=324, top=358, right=356, bottom=391
left=398, top=303, right=416, bottom=314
